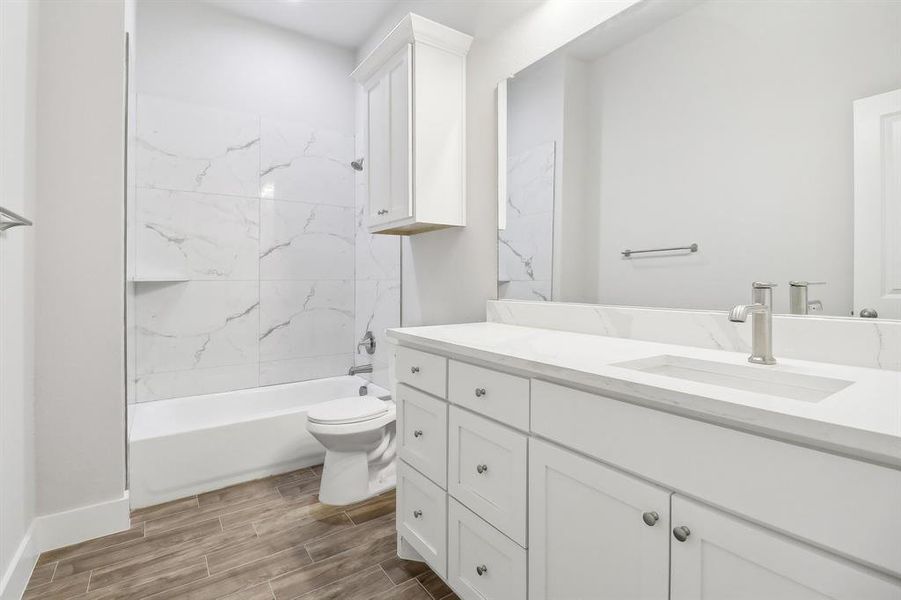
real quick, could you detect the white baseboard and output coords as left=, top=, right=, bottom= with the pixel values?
left=33, top=492, right=130, bottom=555
left=0, top=493, right=130, bottom=600
left=0, top=523, right=36, bottom=600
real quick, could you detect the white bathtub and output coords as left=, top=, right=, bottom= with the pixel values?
left=128, top=376, right=390, bottom=508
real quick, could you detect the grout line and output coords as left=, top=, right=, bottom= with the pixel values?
left=417, top=578, right=438, bottom=600
left=48, top=561, right=58, bottom=584
left=268, top=580, right=277, bottom=600
left=378, top=563, right=394, bottom=586
left=204, top=555, right=211, bottom=578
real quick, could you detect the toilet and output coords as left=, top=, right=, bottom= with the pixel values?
left=306, top=396, right=397, bottom=506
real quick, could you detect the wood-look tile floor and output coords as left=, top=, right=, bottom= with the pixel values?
left=24, top=465, right=457, bottom=600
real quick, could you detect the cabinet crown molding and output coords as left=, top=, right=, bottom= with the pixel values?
left=351, top=13, right=474, bottom=84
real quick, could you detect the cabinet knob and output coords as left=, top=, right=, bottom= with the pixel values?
left=377, top=209, right=388, bottom=215
left=474, top=387, right=486, bottom=397
left=642, top=511, right=659, bottom=526
left=413, top=429, right=423, bottom=438
left=476, top=464, right=488, bottom=474
left=410, top=366, right=420, bottom=374
left=673, top=526, right=691, bottom=542
left=476, top=564, right=488, bottom=576
left=413, top=510, right=422, bottom=519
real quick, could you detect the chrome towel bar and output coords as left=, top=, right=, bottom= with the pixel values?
left=622, top=243, right=698, bottom=258
left=0, top=206, right=33, bottom=231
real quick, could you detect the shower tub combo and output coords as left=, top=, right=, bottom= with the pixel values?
left=128, top=375, right=389, bottom=508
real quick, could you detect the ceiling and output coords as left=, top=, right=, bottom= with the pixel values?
left=204, top=0, right=543, bottom=50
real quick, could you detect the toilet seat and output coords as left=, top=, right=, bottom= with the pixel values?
left=308, top=396, right=389, bottom=425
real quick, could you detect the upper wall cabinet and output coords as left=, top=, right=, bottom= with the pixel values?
left=352, top=14, right=472, bottom=235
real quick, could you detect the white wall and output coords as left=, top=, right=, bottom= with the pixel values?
left=0, top=0, right=38, bottom=595
left=137, top=1, right=354, bottom=129
left=359, top=0, right=640, bottom=325
left=34, top=0, right=127, bottom=516
left=590, top=0, right=901, bottom=315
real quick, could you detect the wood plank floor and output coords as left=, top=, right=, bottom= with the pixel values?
left=24, top=465, right=457, bottom=600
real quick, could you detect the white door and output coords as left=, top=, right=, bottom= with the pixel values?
left=853, top=88, right=901, bottom=318
left=671, top=495, right=901, bottom=600
left=529, top=439, right=671, bottom=600
left=366, top=44, right=412, bottom=230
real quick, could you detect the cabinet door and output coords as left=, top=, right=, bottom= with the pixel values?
left=529, top=439, right=670, bottom=600
left=366, top=44, right=411, bottom=229
left=671, top=495, right=901, bottom=600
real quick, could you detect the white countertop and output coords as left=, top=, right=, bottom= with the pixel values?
left=387, top=322, right=901, bottom=468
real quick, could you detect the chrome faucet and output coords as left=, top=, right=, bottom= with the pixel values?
left=729, top=282, right=777, bottom=365
left=357, top=331, right=376, bottom=355
left=789, top=281, right=825, bottom=315
left=348, top=364, right=373, bottom=376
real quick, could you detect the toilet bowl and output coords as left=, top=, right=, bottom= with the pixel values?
left=306, top=396, right=397, bottom=506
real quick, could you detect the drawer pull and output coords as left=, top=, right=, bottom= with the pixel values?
left=673, top=526, right=691, bottom=542
left=476, top=464, right=488, bottom=474
left=413, top=429, right=423, bottom=438
left=474, top=387, right=486, bottom=397
left=642, top=511, right=659, bottom=526
left=476, top=564, right=488, bottom=576
left=413, top=510, right=423, bottom=519
left=410, top=366, right=420, bottom=374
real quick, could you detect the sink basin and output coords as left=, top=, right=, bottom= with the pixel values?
left=613, top=355, right=853, bottom=402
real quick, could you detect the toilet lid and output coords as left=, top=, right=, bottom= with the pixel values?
left=308, top=397, right=389, bottom=425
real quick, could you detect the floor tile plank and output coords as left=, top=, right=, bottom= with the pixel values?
left=372, top=579, right=433, bottom=600
left=80, top=560, right=208, bottom=599
left=53, top=518, right=222, bottom=579
left=379, top=555, right=430, bottom=585
left=269, top=533, right=396, bottom=599
left=25, top=464, right=451, bottom=600
left=36, top=525, right=145, bottom=566
left=130, top=496, right=199, bottom=525
left=145, top=546, right=312, bottom=600
left=417, top=570, right=455, bottom=600
left=25, top=563, right=56, bottom=589
left=345, top=491, right=396, bottom=525
left=304, top=512, right=395, bottom=562
left=208, top=513, right=352, bottom=574
left=22, top=571, right=90, bottom=600
left=293, top=565, right=393, bottom=600
left=87, top=523, right=257, bottom=591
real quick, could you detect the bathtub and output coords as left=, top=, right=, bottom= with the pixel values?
left=128, top=375, right=390, bottom=508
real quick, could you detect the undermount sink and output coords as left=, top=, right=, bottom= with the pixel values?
left=613, top=355, right=853, bottom=402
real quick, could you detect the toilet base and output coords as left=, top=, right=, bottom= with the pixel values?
left=317, top=423, right=396, bottom=506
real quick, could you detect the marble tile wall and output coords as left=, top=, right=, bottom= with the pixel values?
left=352, top=130, right=401, bottom=388
left=131, top=94, right=399, bottom=402
left=498, top=141, right=555, bottom=302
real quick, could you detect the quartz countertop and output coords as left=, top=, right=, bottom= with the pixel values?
left=387, top=322, right=901, bottom=468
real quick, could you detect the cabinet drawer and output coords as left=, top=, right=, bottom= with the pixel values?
left=448, top=361, right=529, bottom=431
left=398, top=384, right=447, bottom=488
left=396, top=346, right=447, bottom=398
left=448, top=406, right=527, bottom=546
left=532, top=379, right=901, bottom=576
left=448, top=497, right=527, bottom=600
left=398, top=461, right=447, bottom=578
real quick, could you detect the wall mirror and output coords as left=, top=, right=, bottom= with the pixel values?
left=497, top=0, right=901, bottom=319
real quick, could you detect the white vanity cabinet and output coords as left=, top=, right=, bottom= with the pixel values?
left=390, top=341, right=901, bottom=600
left=529, top=439, right=671, bottom=600
left=670, top=496, right=901, bottom=600
left=352, top=14, right=472, bottom=235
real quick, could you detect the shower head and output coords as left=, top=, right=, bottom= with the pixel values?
left=351, top=158, right=364, bottom=171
